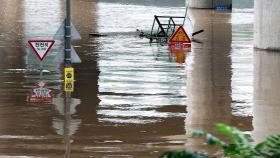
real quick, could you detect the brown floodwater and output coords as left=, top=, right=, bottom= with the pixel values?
left=0, top=0, right=279, bottom=158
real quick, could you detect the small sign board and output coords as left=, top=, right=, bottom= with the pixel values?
left=28, top=40, right=55, bottom=61
left=27, top=81, right=53, bottom=104
left=169, top=26, right=191, bottom=43
left=168, top=42, right=191, bottom=50
left=64, top=67, right=74, bottom=92
left=168, top=26, right=191, bottom=49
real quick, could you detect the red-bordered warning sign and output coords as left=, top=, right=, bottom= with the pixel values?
left=26, top=81, right=53, bottom=104
left=28, top=40, right=55, bottom=61
left=169, top=26, right=191, bottom=43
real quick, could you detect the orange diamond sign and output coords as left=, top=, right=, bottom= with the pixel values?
left=169, top=26, right=191, bottom=43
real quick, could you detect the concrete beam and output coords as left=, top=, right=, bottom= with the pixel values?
left=188, top=0, right=232, bottom=9
left=254, top=0, right=280, bottom=50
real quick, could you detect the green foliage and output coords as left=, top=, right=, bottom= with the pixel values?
left=159, top=151, right=212, bottom=158
left=191, top=123, right=255, bottom=157
left=254, top=135, right=280, bottom=158
left=160, top=124, right=280, bottom=158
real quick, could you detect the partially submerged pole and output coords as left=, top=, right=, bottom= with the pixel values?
left=65, top=0, right=71, bottom=67
left=64, top=2, right=72, bottom=148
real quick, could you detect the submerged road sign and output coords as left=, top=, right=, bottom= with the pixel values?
left=54, top=19, right=81, bottom=41
left=64, top=67, right=74, bottom=92
left=168, top=26, right=191, bottom=49
left=28, top=40, right=55, bottom=61
left=27, top=81, right=53, bottom=104
left=54, top=18, right=82, bottom=64
left=55, top=45, right=81, bottom=64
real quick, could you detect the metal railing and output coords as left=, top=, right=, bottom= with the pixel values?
left=149, top=15, right=185, bottom=43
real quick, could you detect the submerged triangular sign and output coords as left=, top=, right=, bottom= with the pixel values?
left=55, top=45, right=81, bottom=63
left=28, top=40, right=55, bottom=61
left=54, top=19, right=81, bottom=40
left=70, top=46, right=82, bottom=63
left=169, top=26, right=191, bottom=43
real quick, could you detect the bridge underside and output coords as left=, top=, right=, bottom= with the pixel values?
left=188, top=0, right=232, bottom=9
left=188, top=0, right=280, bottom=50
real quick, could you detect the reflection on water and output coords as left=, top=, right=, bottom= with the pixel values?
left=169, top=49, right=188, bottom=64
left=230, top=8, right=254, bottom=117
left=184, top=8, right=253, bottom=153
left=52, top=96, right=81, bottom=136
left=53, top=95, right=81, bottom=158
left=185, top=8, right=253, bottom=129
left=253, top=50, right=280, bottom=143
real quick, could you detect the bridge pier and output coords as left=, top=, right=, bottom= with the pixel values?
left=254, top=0, right=280, bottom=51
left=187, top=0, right=232, bottom=9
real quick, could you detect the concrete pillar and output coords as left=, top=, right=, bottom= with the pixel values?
left=188, top=0, right=232, bottom=9
left=253, top=50, right=280, bottom=143
left=254, top=0, right=280, bottom=50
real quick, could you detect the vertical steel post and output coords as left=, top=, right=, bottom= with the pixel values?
left=64, top=0, right=71, bottom=158
left=65, top=1, right=72, bottom=146
left=65, top=0, right=72, bottom=92
left=65, top=0, right=71, bottom=67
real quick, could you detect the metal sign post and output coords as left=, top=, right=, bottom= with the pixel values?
left=54, top=0, right=81, bottom=64
left=65, top=0, right=72, bottom=67
left=63, top=0, right=79, bottom=94
left=64, top=1, right=72, bottom=155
